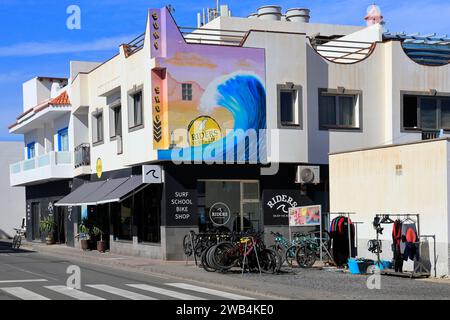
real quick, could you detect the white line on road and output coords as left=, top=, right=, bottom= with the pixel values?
left=166, top=283, right=255, bottom=300
left=45, top=286, right=106, bottom=300
left=126, top=284, right=206, bottom=300
left=86, top=284, right=157, bottom=300
left=0, top=279, right=48, bottom=284
left=0, top=287, right=50, bottom=300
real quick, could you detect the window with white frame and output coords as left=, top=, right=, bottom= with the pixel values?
left=319, top=90, right=361, bottom=129
left=182, top=83, right=193, bottom=101
left=278, top=84, right=302, bottom=128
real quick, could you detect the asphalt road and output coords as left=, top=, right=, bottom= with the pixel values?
left=0, top=241, right=263, bottom=301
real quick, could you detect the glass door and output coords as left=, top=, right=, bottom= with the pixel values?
left=197, top=180, right=261, bottom=233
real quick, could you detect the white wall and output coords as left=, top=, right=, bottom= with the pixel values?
left=0, top=142, right=26, bottom=239
left=329, top=139, right=449, bottom=276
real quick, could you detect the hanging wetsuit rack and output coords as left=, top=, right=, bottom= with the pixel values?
left=372, top=213, right=431, bottom=278
left=329, top=213, right=358, bottom=266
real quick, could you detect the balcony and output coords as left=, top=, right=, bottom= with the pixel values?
left=422, top=130, right=442, bottom=141
left=74, top=143, right=91, bottom=176
left=10, top=151, right=73, bottom=187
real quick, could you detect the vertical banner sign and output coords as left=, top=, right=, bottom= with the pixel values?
left=152, top=70, right=168, bottom=149
left=150, top=9, right=161, bottom=58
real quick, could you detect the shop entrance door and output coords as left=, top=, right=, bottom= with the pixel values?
left=198, top=180, right=261, bottom=233
left=31, top=202, right=40, bottom=240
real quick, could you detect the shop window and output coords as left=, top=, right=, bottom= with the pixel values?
left=197, top=180, right=261, bottom=233
left=128, top=90, right=143, bottom=130
left=27, top=142, right=36, bottom=159
left=135, top=186, right=161, bottom=243
left=92, top=110, right=104, bottom=145
left=402, top=94, right=450, bottom=130
left=319, top=90, right=361, bottom=130
left=115, top=197, right=133, bottom=241
left=277, top=84, right=302, bottom=128
left=182, top=83, right=193, bottom=101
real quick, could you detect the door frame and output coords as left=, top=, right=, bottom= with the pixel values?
left=198, top=179, right=261, bottom=232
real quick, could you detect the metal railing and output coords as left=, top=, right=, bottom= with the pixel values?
left=179, top=26, right=247, bottom=46
left=422, top=130, right=441, bottom=140
left=123, top=33, right=145, bottom=57
left=74, top=143, right=90, bottom=168
left=310, top=36, right=376, bottom=64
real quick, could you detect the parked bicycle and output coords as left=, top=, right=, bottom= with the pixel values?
left=12, top=227, right=26, bottom=249
left=270, top=230, right=331, bottom=268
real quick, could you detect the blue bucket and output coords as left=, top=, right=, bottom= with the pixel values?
left=348, top=258, right=361, bottom=274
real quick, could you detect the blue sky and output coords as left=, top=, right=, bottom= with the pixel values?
left=1, top=0, right=449, bottom=141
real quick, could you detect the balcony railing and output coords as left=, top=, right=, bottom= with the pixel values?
left=10, top=151, right=73, bottom=186
left=422, top=130, right=442, bottom=140
left=74, top=143, right=90, bottom=168
left=123, top=33, right=145, bottom=57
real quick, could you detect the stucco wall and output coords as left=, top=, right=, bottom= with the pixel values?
left=0, top=141, right=26, bottom=238
left=329, top=139, right=449, bottom=276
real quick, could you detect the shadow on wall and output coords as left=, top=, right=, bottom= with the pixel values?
left=306, top=44, right=330, bottom=164
left=0, top=229, right=11, bottom=240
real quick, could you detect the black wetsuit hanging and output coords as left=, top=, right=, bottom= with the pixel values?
left=330, top=216, right=356, bottom=267
left=392, top=219, right=403, bottom=272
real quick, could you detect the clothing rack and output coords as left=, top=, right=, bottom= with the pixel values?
left=330, top=213, right=357, bottom=264
left=373, top=213, right=430, bottom=278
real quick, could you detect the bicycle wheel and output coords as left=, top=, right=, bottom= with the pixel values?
left=182, top=234, right=193, bottom=256
left=259, top=249, right=279, bottom=274
left=201, top=245, right=217, bottom=272
left=285, top=245, right=298, bottom=267
left=269, top=244, right=286, bottom=265
left=295, top=244, right=317, bottom=268
left=16, top=236, right=22, bottom=249
left=12, top=235, right=18, bottom=249
left=211, top=242, right=238, bottom=271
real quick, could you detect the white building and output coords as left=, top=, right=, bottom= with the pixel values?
left=8, top=4, right=450, bottom=270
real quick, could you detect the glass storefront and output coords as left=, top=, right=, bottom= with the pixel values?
left=197, top=180, right=261, bottom=233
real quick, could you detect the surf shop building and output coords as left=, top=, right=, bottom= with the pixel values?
left=10, top=5, right=380, bottom=259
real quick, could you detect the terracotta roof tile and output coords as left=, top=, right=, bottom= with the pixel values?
left=50, top=91, right=70, bottom=105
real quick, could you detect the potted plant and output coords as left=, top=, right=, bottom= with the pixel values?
left=78, top=223, right=90, bottom=251
left=92, top=226, right=106, bottom=253
left=39, top=216, right=56, bottom=245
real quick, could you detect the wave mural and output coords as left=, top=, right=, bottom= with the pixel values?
left=158, top=72, right=266, bottom=162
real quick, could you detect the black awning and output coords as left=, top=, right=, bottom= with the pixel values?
left=55, top=176, right=144, bottom=206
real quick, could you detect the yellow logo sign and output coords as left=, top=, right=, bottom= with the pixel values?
left=188, top=116, right=222, bottom=147
left=96, top=158, right=103, bottom=179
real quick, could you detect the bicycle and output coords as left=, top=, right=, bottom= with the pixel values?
left=12, top=227, right=26, bottom=249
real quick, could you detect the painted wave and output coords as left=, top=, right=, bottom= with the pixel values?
left=158, top=72, right=266, bottom=162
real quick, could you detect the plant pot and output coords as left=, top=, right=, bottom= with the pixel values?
left=45, top=236, right=55, bottom=245
left=80, top=239, right=89, bottom=251
left=97, top=241, right=107, bottom=253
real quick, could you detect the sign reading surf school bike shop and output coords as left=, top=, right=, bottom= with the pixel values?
left=164, top=173, right=197, bottom=226
left=262, top=190, right=314, bottom=226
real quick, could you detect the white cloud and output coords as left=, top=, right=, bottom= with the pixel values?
left=0, top=35, right=134, bottom=57
left=0, top=71, right=27, bottom=84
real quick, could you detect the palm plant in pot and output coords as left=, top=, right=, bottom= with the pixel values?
left=78, top=223, right=90, bottom=251
left=92, top=226, right=106, bottom=253
left=39, top=216, right=56, bottom=245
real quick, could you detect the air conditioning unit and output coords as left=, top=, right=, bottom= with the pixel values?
left=296, top=165, right=320, bottom=184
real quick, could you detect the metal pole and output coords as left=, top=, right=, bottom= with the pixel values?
left=320, top=211, right=323, bottom=263
left=347, top=213, right=351, bottom=262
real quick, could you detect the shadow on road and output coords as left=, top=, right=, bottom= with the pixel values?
left=0, top=241, right=35, bottom=254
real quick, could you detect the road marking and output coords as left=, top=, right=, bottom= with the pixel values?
left=166, top=283, right=255, bottom=300
left=0, top=287, right=50, bottom=300
left=86, top=284, right=157, bottom=300
left=126, top=284, right=206, bottom=300
left=45, top=286, right=105, bottom=300
left=3, top=264, right=59, bottom=281
left=0, top=279, right=48, bottom=284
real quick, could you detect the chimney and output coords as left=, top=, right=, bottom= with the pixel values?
left=257, top=5, right=282, bottom=21
left=285, top=8, right=310, bottom=23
